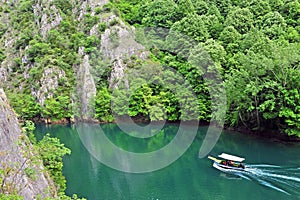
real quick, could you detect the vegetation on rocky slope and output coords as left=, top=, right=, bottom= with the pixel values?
left=0, top=0, right=299, bottom=137
left=0, top=88, right=83, bottom=199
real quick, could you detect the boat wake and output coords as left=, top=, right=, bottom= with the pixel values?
left=231, top=164, right=300, bottom=196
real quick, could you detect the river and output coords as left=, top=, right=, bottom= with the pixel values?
left=34, top=123, right=300, bottom=200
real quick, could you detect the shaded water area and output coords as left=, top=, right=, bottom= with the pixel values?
left=34, top=123, right=300, bottom=200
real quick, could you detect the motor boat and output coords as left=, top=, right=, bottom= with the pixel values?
left=208, top=153, right=246, bottom=172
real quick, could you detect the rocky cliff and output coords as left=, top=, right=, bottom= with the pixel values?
left=0, top=0, right=149, bottom=196
left=0, top=0, right=148, bottom=122
left=0, top=88, right=55, bottom=199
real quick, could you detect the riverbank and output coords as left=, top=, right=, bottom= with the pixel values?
left=26, top=116, right=300, bottom=142
left=225, top=126, right=300, bottom=142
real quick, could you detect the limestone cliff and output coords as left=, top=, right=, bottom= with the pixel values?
left=74, top=0, right=148, bottom=120
left=0, top=88, right=55, bottom=199
left=0, top=0, right=149, bottom=122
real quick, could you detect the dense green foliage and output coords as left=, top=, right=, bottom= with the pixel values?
left=36, top=134, right=71, bottom=194
left=23, top=121, right=71, bottom=195
left=0, top=194, right=23, bottom=200
left=1, top=0, right=300, bottom=137
left=111, top=0, right=300, bottom=137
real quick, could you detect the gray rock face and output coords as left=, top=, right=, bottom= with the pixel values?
left=32, top=66, right=66, bottom=105
left=0, top=0, right=149, bottom=122
left=33, top=0, right=62, bottom=39
left=99, top=17, right=149, bottom=89
left=0, top=88, right=55, bottom=199
left=73, top=2, right=148, bottom=120
left=76, top=49, right=97, bottom=120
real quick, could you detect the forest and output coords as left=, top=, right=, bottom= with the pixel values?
left=110, top=0, right=300, bottom=137
left=1, top=0, right=300, bottom=137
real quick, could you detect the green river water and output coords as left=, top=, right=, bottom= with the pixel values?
left=35, top=123, right=300, bottom=200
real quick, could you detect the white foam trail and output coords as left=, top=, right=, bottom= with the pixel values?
left=249, top=164, right=281, bottom=168
left=262, top=172, right=300, bottom=183
left=234, top=173, right=251, bottom=181
left=256, top=178, right=290, bottom=195
left=231, top=164, right=300, bottom=196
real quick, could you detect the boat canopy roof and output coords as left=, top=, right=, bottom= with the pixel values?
left=218, top=153, right=245, bottom=162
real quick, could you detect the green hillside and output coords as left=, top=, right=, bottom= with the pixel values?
left=0, top=0, right=299, bottom=137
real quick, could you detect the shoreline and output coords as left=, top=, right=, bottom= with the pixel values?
left=224, top=126, right=300, bottom=143
left=27, top=117, right=300, bottom=143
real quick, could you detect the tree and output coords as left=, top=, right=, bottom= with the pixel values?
left=112, top=0, right=143, bottom=25
left=7, top=92, right=40, bottom=119
left=94, top=88, right=113, bottom=122
left=26, top=40, right=51, bottom=61
left=198, top=39, right=227, bottom=68
left=170, top=13, right=209, bottom=42
left=188, top=43, right=226, bottom=123
left=207, top=4, right=224, bottom=22
left=37, top=134, right=71, bottom=193
left=128, top=84, right=153, bottom=118
left=212, top=0, right=232, bottom=16
left=204, top=14, right=224, bottom=39
left=249, top=0, right=271, bottom=21
left=192, top=0, right=209, bottom=15
left=53, top=0, right=73, bottom=15
left=42, top=96, right=72, bottom=121
left=286, top=26, right=300, bottom=42
left=261, top=11, right=287, bottom=39
left=270, top=43, right=300, bottom=136
left=175, top=0, right=195, bottom=18
left=279, top=89, right=300, bottom=136
left=219, top=26, right=242, bottom=54
left=239, top=28, right=271, bottom=54
left=268, top=0, right=284, bottom=11
left=141, top=0, right=178, bottom=28
left=225, top=42, right=300, bottom=136
left=225, top=7, right=254, bottom=34
left=280, top=0, right=300, bottom=26
left=225, top=51, right=273, bottom=130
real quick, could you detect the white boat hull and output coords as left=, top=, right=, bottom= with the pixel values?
left=213, top=162, right=245, bottom=172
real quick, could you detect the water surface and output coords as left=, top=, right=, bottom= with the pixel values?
left=35, top=123, right=300, bottom=200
